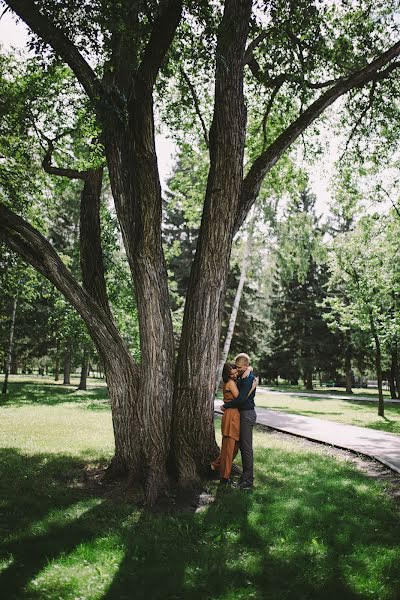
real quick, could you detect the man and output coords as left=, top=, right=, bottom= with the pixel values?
left=223, top=352, right=257, bottom=489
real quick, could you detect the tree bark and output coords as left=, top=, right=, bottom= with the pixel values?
left=2, top=296, right=17, bottom=395
left=215, top=208, right=255, bottom=391
left=173, top=0, right=252, bottom=484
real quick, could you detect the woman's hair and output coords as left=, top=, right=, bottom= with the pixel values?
left=222, top=362, right=235, bottom=383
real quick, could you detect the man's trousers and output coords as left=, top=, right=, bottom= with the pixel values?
left=239, top=409, right=257, bottom=483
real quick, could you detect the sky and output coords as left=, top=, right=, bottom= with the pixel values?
left=0, top=9, right=337, bottom=216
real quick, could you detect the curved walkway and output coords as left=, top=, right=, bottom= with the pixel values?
left=258, top=387, right=400, bottom=404
left=214, top=401, right=400, bottom=475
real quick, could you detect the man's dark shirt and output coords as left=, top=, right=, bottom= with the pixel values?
left=223, top=372, right=256, bottom=411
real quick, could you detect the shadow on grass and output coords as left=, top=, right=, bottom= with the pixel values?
left=366, top=421, right=400, bottom=434
left=1, top=447, right=399, bottom=599
left=0, top=382, right=109, bottom=408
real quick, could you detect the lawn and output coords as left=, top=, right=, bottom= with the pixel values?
left=0, top=377, right=400, bottom=600
left=255, top=389, right=400, bottom=435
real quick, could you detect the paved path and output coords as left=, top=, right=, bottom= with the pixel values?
left=257, top=387, right=400, bottom=404
left=214, top=401, right=400, bottom=475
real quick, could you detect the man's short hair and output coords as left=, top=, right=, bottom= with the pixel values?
left=235, top=353, right=250, bottom=365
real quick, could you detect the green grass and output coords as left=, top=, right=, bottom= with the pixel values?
left=255, top=389, right=400, bottom=435
left=1, top=378, right=400, bottom=599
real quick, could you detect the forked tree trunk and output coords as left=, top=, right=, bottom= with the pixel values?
left=173, top=0, right=252, bottom=484
left=2, top=296, right=17, bottom=395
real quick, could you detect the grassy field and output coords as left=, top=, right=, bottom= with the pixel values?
left=255, top=389, right=400, bottom=435
left=0, top=377, right=400, bottom=600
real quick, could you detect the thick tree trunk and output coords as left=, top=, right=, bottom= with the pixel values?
left=77, top=348, right=89, bottom=391
left=2, top=296, right=17, bottom=395
left=54, top=338, right=60, bottom=381
left=173, top=0, right=252, bottom=484
left=63, top=345, right=71, bottom=385
left=215, top=208, right=255, bottom=391
left=104, top=113, right=175, bottom=501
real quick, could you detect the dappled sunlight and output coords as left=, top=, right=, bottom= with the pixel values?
left=0, top=392, right=399, bottom=599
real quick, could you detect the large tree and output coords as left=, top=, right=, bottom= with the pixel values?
left=1, top=0, right=400, bottom=502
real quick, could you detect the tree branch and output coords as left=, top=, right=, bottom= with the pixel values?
left=0, top=202, right=127, bottom=359
left=340, top=81, right=377, bottom=161
left=261, top=82, right=283, bottom=151
left=247, top=60, right=342, bottom=90
left=180, top=67, right=209, bottom=148
left=137, top=0, right=182, bottom=89
left=5, top=0, right=103, bottom=103
left=244, top=30, right=268, bottom=65
left=376, top=183, right=400, bottom=220
left=235, top=41, right=400, bottom=233
left=42, top=137, right=87, bottom=180
left=79, top=167, right=112, bottom=318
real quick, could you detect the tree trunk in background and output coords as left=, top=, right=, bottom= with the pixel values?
left=1, top=296, right=17, bottom=395
left=10, top=352, right=18, bottom=375
left=388, top=367, right=397, bottom=400
left=392, top=342, right=400, bottom=399
left=54, top=338, right=60, bottom=381
left=304, top=369, right=313, bottom=390
left=78, top=348, right=89, bottom=391
left=345, top=340, right=353, bottom=394
left=173, top=0, right=252, bottom=484
left=63, top=345, right=71, bottom=385
left=215, top=208, right=256, bottom=391
left=369, top=314, right=384, bottom=416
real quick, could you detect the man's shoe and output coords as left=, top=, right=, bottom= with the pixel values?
left=237, top=480, right=253, bottom=490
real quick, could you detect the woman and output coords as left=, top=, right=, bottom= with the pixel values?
left=211, top=362, right=257, bottom=485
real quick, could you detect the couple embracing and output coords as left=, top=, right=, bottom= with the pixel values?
left=211, top=353, right=257, bottom=489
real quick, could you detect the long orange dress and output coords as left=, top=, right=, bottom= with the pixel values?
left=211, top=382, right=240, bottom=480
